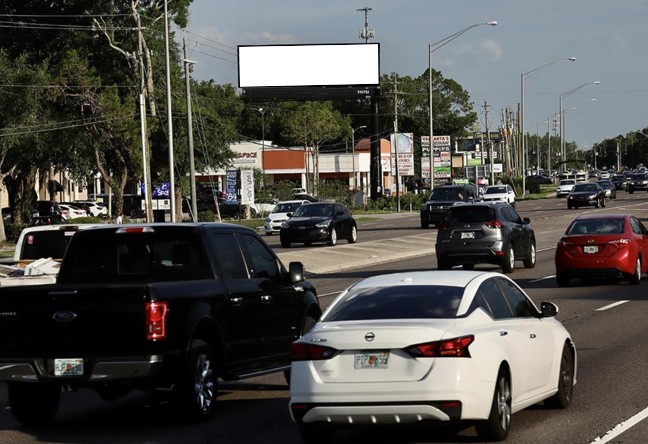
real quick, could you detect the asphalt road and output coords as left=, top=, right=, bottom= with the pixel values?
left=2, top=190, right=648, bottom=443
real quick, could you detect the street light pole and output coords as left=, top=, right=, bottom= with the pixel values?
left=560, top=81, right=600, bottom=163
left=258, top=108, right=266, bottom=176
left=428, top=21, right=497, bottom=190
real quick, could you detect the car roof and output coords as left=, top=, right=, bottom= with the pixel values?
left=80, top=222, right=256, bottom=233
left=453, top=201, right=507, bottom=208
left=350, top=271, right=500, bottom=289
left=575, top=213, right=628, bottom=221
left=19, top=223, right=102, bottom=234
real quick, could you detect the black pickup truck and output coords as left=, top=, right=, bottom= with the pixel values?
left=0, top=223, right=320, bottom=425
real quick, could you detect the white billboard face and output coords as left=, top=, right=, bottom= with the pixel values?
left=238, top=43, right=379, bottom=88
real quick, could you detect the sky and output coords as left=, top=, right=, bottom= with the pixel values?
left=181, top=0, right=648, bottom=152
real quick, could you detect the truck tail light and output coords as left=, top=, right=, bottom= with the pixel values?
left=405, top=335, right=474, bottom=358
left=291, top=342, right=338, bottom=361
left=146, top=302, right=168, bottom=340
left=485, top=219, right=503, bottom=229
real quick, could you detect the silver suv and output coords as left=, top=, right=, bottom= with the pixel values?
left=435, top=202, right=536, bottom=274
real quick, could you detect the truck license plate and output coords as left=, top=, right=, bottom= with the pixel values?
left=355, top=351, right=389, bottom=369
left=54, top=359, right=84, bottom=376
left=584, top=246, right=598, bottom=254
left=461, top=232, right=475, bottom=239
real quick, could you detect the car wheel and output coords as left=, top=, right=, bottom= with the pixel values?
left=176, top=341, right=216, bottom=422
left=476, top=369, right=511, bottom=441
left=8, top=382, right=60, bottom=426
left=601, top=197, right=606, bottom=208
left=545, top=345, right=574, bottom=409
left=437, top=258, right=453, bottom=270
left=524, top=241, right=536, bottom=269
left=281, top=238, right=291, bottom=248
left=501, top=245, right=515, bottom=274
left=463, top=264, right=475, bottom=270
left=299, top=424, right=336, bottom=444
left=129, top=208, right=140, bottom=218
left=327, top=228, right=337, bottom=246
left=421, top=221, right=429, bottom=229
left=265, top=232, right=273, bottom=236
left=630, top=189, right=634, bottom=194
left=629, top=257, right=642, bottom=285
left=567, top=203, right=572, bottom=210
left=556, top=274, right=570, bottom=287
left=348, top=225, right=357, bottom=244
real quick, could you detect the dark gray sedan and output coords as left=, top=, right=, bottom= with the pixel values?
left=567, top=183, right=606, bottom=209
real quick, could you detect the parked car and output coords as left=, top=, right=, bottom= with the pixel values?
left=294, top=193, right=320, bottom=203
left=420, top=185, right=478, bottom=229
left=60, top=202, right=91, bottom=217
left=556, top=180, right=576, bottom=198
left=596, top=180, right=616, bottom=200
left=435, top=202, right=536, bottom=273
left=265, top=200, right=310, bottom=235
left=290, top=271, right=575, bottom=443
left=122, top=194, right=143, bottom=218
left=482, top=185, right=517, bottom=208
left=34, top=200, right=61, bottom=217
left=567, top=183, right=606, bottom=209
left=611, top=175, right=627, bottom=191
left=58, top=204, right=87, bottom=220
left=555, top=214, right=648, bottom=286
left=74, top=200, right=108, bottom=217
left=183, top=197, right=256, bottom=219
left=627, top=173, right=648, bottom=193
left=28, top=215, right=64, bottom=227
left=528, top=175, right=553, bottom=185
left=280, top=202, right=356, bottom=247
left=0, top=224, right=320, bottom=425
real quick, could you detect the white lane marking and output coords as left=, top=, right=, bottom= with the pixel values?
left=319, top=291, right=340, bottom=298
left=529, top=275, right=555, bottom=283
left=596, top=300, right=630, bottom=311
left=537, top=246, right=557, bottom=252
left=589, top=405, right=648, bottom=443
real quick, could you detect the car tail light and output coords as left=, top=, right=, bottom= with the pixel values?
left=146, top=302, right=168, bottom=340
left=291, top=342, right=338, bottom=361
left=557, top=239, right=574, bottom=248
left=291, top=403, right=313, bottom=422
left=437, top=222, right=448, bottom=230
left=485, top=219, right=503, bottom=229
left=609, top=239, right=630, bottom=248
left=405, top=335, right=474, bottom=358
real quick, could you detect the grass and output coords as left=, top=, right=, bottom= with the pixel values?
left=355, top=217, right=380, bottom=222
left=0, top=249, right=15, bottom=258
left=223, top=218, right=265, bottom=230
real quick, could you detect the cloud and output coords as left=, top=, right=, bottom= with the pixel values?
left=194, top=26, right=231, bottom=47
left=611, top=32, right=628, bottom=52
left=243, top=31, right=297, bottom=44
left=480, top=39, right=503, bottom=61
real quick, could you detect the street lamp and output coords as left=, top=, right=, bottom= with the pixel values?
left=351, top=125, right=367, bottom=191
left=521, top=56, right=576, bottom=196
left=258, top=107, right=266, bottom=176
left=560, top=81, right=600, bottom=163
left=428, top=21, right=497, bottom=190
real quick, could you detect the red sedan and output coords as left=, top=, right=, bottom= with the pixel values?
left=555, top=214, right=648, bottom=287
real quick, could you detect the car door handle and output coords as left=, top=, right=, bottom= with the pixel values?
left=230, top=297, right=243, bottom=307
left=499, top=330, right=508, bottom=336
left=529, top=333, right=537, bottom=339
left=260, top=295, right=273, bottom=304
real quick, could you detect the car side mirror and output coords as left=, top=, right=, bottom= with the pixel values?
left=286, top=213, right=292, bottom=218
left=289, top=262, right=305, bottom=283
left=540, top=302, right=558, bottom=318
left=523, top=217, right=531, bottom=225
left=336, top=211, right=344, bottom=216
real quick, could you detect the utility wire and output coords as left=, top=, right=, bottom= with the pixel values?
left=187, top=39, right=237, bottom=57
left=190, top=49, right=237, bottom=64
left=185, top=30, right=237, bottom=51
left=0, top=114, right=138, bottom=137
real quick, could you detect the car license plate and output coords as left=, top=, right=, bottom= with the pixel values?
left=355, top=351, right=389, bottom=369
left=54, top=359, right=84, bottom=376
left=461, top=232, right=475, bottom=239
left=584, top=246, right=598, bottom=254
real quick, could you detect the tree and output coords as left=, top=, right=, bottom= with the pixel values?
left=283, top=102, right=349, bottom=195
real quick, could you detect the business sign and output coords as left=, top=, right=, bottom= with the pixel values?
left=380, top=154, right=391, bottom=174
left=433, top=135, right=451, bottom=179
left=390, top=133, right=414, bottom=177
left=421, top=136, right=431, bottom=179
left=233, top=151, right=258, bottom=164
left=141, top=199, right=170, bottom=211
left=226, top=170, right=239, bottom=204
left=141, top=182, right=170, bottom=198
left=240, top=169, right=255, bottom=205
left=238, top=43, right=380, bottom=88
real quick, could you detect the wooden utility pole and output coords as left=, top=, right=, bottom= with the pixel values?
left=183, top=34, right=198, bottom=222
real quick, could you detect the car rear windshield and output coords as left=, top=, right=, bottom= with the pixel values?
left=612, top=176, right=625, bottom=181
left=597, top=181, right=611, bottom=189
left=273, top=202, right=304, bottom=213
left=324, top=285, right=463, bottom=321
left=428, top=188, right=464, bottom=201
left=444, top=206, right=495, bottom=223
left=560, top=180, right=575, bottom=185
left=485, top=186, right=507, bottom=194
left=572, top=184, right=596, bottom=192
left=567, top=219, right=626, bottom=235
left=59, top=227, right=212, bottom=284
left=19, top=230, right=75, bottom=260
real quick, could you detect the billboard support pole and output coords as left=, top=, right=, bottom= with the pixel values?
left=370, top=94, right=380, bottom=201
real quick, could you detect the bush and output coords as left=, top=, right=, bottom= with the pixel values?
left=67, top=217, right=105, bottom=224
left=5, top=224, right=28, bottom=243
left=501, top=176, right=539, bottom=196
left=197, top=210, right=215, bottom=222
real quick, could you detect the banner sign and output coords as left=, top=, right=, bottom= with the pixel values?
left=240, top=169, right=255, bottom=205
left=141, top=182, right=170, bottom=198
left=390, top=133, right=414, bottom=176
left=433, top=135, right=451, bottom=180
left=226, top=170, right=239, bottom=204
left=421, top=136, right=431, bottom=179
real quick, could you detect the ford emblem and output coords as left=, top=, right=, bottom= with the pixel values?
left=365, top=332, right=375, bottom=342
left=52, top=311, right=77, bottom=322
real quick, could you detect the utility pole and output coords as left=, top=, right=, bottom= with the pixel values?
left=183, top=34, right=198, bottom=222
left=357, top=7, right=375, bottom=43
left=163, top=0, right=176, bottom=222
left=482, top=101, right=494, bottom=185
left=137, top=19, right=152, bottom=223
left=393, top=73, right=400, bottom=212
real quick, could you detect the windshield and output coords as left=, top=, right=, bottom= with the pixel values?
left=19, top=230, right=75, bottom=260
left=324, top=285, right=463, bottom=321
left=273, top=202, right=304, bottom=214
left=292, top=204, right=333, bottom=218
left=428, top=188, right=465, bottom=201
left=572, top=184, right=597, bottom=192
left=631, top=174, right=646, bottom=180
left=597, top=181, right=611, bottom=189
left=560, top=180, right=575, bottom=186
left=567, top=219, right=625, bottom=235
left=485, top=186, right=507, bottom=194
left=613, top=176, right=625, bottom=181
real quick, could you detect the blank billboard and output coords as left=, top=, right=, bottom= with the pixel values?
left=238, top=43, right=379, bottom=88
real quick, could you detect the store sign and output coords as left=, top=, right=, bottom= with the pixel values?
left=226, top=170, right=239, bottom=204
left=390, top=133, right=414, bottom=176
left=233, top=152, right=259, bottom=164
left=421, top=136, right=431, bottom=179
left=380, top=154, right=391, bottom=174
left=240, top=169, right=255, bottom=205
left=433, top=135, right=451, bottom=179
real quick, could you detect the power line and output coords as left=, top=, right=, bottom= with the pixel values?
left=185, top=30, right=237, bottom=51
left=187, top=39, right=237, bottom=57
left=0, top=114, right=138, bottom=137
left=0, top=14, right=145, bottom=18
left=0, top=22, right=140, bottom=31
left=190, top=49, right=237, bottom=64
left=0, top=112, right=137, bottom=132
left=0, top=84, right=136, bottom=89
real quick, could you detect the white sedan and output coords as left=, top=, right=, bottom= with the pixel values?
left=58, top=204, right=87, bottom=220
left=482, top=185, right=517, bottom=208
left=289, top=271, right=576, bottom=442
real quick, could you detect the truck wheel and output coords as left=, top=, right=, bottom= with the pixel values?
left=281, top=237, right=291, bottom=248
left=177, top=341, right=217, bottom=422
left=8, top=382, right=60, bottom=426
left=421, top=221, right=429, bottom=229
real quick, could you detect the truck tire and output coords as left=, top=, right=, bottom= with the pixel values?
left=177, top=341, right=217, bottom=422
left=8, top=382, right=60, bottom=426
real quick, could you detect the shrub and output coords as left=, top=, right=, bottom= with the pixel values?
left=67, top=217, right=105, bottom=224
left=197, top=210, right=215, bottom=222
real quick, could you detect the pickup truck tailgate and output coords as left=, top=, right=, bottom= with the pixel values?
left=0, top=284, right=149, bottom=356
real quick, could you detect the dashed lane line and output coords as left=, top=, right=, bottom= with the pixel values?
left=596, top=300, right=630, bottom=311
left=590, top=405, right=648, bottom=443
left=529, top=275, right=555, bottom=283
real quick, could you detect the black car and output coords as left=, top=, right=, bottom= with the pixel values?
left=35, top=200, right=61, bottom=217
left=627, top=173, right=648, bottom=193
left=567, top=183, right=606, bottom=209
left=280, top=203, right=356, bottom=247
left=420, top=185, right=478, bottom=229
left=435, top=202, right=536, bottom=274
left=122, top=194, right=143, bottom=218
left=611, top=175, right=627, bottom=191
